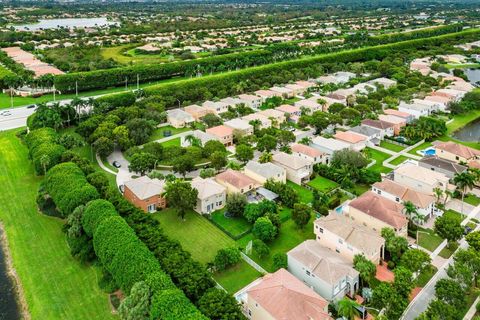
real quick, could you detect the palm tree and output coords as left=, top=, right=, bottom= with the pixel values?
left=184, top=134, right=202, bottom=147
left=249, top=119, right=261, bottom=134
left=299, top=137, right=312, bottom=145
left=433, top=187, right=443, bottom=205
left=337, top=298, right=360, bottom=320
left=39, top=154, right=50, bottom=175
left=259, top=152, right=272, bottom=163
left=454, top=171, right=476, bottom=215
left=403, top=201, right=417, bottom=220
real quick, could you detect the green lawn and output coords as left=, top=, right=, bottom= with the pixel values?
left=349, top=184, right=371, bottom=196
left=0, top=130, right=115, bottom=320
left=286, top=181, right=313, bottom=204
left=211, top=209, right=252, bottom=238
left=149, top=126, right=190, bottom=142
left=417, top=229, right=444, bottom=252
left=416, top=264, right=438, bottom=287
left=153, top=209, right=235, bottom=264
left=366, top=148, right=392, bottom=173
left=159, top=137, right=181, bottom=148
left=408, top=141, right=432, bottom=156
left=464, top=194, right=480, bottom=207
left=380, top=141, right=406, bottom=152
left=439, top=242, right=459, bottom=259
left=307, top=176, right=338, bottom=193
left=242, top=218, right=315, bottom=272
left=213, top=260, right=262, bottom=294
left=388, top=155, right=411, bottom=166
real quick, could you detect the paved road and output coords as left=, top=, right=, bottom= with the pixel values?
left=402, top=203, right=480, bottom=319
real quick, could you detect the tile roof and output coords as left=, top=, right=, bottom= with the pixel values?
left=395, top=163, right=450, bottom=185
left=272, top=152, right=312, bottom=169
left=315, top=215, right=385, bottom=258
left=276, top=104, right=301, bottom=113
left=419, top=156, right=468, bottom=175
left=361, top=119, right=395, bottom=130
left=348, top=191, right=407, bottom=229
left=434, top=141, right=480, bottom=160
left=378, top=114, right=406, bottom=125
left=288, top=240, right=359, bottom=285
left=124, top=176, right=165, bottom=200
left=247, top=268, right=332, bottom=320
left=291, top=143, right=324, bottom=158
left=206, top=125, right=233, bottom=137
left=245, top=161, right=285, bottom=179
left=334, top=131, right=367, bottom=144
left=384, top=109, right=412, bottom=118
left=191, top=177, right=226, bottom=200
left=373, top=179, right=435, bottom=208
left=216, top=169, right=257, bottom=189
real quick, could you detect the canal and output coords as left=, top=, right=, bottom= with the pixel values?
left=0, top=228, right=20, bottom=320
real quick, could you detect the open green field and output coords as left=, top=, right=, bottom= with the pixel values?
left=464, top=194, right=480, bottom=207
left=213, top=260, right=261, bottom=294
left=242, top=218, right=315, bottom=272
left=388, top=155, right=411, bottom=166
left=443, top=63, right=480, bottom=69
left=211, top=209, right=252, bottom=238
left=159, top=137, right=181, bottom=148
left=101, top=44, right=176, bottom=65
left=0, top=129, right=115, bottom=320
left=379, top=140, right=406, bottom=152
left=149, top=126, right=191, bottom=142
left=307, top=176, right=338, bottom=193
left=417, top=229, right=443, bottom=252
left=286, top=181, right=313, bottom=204
left=366, top=148, right=392, bottom=173
left=153, top=209, right=235, bottom=264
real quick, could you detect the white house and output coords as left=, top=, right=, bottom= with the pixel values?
left=238, top=94, right=263, bottom=109
left=224, top=118, right=254, bottom=136
left=244, top=160, right=286, bottom=184
left=291, top=143, right=326, bottom=165
left=272, top=152, right=313, bottom=185
left=393, top=163, right=453, bottom=195
left=191, top=177, right=227, bottom=214
left=203, top=100, right=229, bottom=114
left=166, top=109, right=195, bottom=128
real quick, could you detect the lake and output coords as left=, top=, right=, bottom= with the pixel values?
left=464, top=68, right=480, bottom=85
left=0, top=229, right=20, bottom=320
left=452, top=118, right=480, bottom=142
left=13, top=18, right=118, bottom=31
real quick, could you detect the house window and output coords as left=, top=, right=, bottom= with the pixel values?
left=395, top=197, right=400, bottom=202
left=456, top=156, right=459, bottom=160
left=306, top=270, right=311, bottom=276
left=248, top=310, right=251, bottom=316
left=319, top=228, right=323, bottom=233
left=338, top=239, right=343, bottom=244
left=147, top=204, right=156, bottom=213
left=377, top=190, right=381, bottom=195
left=336, top=249, right=340, bottom=253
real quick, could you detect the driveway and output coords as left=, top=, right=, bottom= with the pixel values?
left=445, top=199, right=475, bottom=216
left=107, top=149, right=133, bottom=187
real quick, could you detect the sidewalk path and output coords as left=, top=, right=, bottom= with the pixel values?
left=95, top=154, right=117, bottom=175
left=463, top=296, right=480, bottom=320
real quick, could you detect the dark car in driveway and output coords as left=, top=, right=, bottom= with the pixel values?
left=112, top=161, right=121, bottom=168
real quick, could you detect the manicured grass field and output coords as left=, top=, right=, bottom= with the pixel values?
left=349, top=184, right=371, bottom=196
left=417, top=229, right=444, bottom=252
left=464, top=194, right=480, bottom=207
left=159, top=137, right=181, bottom=147
left=153, top=209, right=235, bottom=264
left=416, top=264, right=438, bottom=287
left=213, top=260, right=262, bottom=294
left=388, top=155, right=411, bottom=166
left=286, top=181, right=313, bottom=204
left=243, top=218, right=315, bottom=272
left=149, top=126, right=191, bottom=142
left=379, top=140, right=406, bottom=152
left=211, top=209, right=252, bottom=238
left=366, top=148, right=392, bottom=173
left=307, top=176, right=338, bottom=193
left=407, top=141, right=432, bottom=156
left=0, top=130, right=115, bottom=320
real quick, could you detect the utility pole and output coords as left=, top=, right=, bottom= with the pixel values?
left=125, top=77, right=128, bottom=91
left=136, top=74, right=139, bottom=90
left=10, top=87, right=13, bottom=109
left=53, top=84, right=56, bottom=102
left=75, top=81, right=78, bottom=97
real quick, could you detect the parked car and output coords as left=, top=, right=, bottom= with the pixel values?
left=26, top=104, right=37, bottom=109
left=464, top=226, right=473, bottom=235
left=112, top=161, right=121, bottom=168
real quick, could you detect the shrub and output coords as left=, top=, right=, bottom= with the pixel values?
left=272, top=253, right=288, bottom=271
left=82, top=199, right=119, bottom=237
left=252, top=239, right=270, bottom=258
left=213, top=247, right=241, bottom=271
left=252, top=217, right=277, bottom=242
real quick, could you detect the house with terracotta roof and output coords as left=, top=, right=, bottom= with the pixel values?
left=191, top=177, right=226, bottom=214
left=432, top=88, right=465, bottom=102
left=238, top=94, right=263, bottom=109
left=224, top=118, right=254, bottom=137
left=215, top=169, right=258, bottom=194
left=345, top=191, right=408, bottom=236
left=285, top=83, right=307, bottom=96
left=254, top=89, right=282, bottom=103
left=205, top=125, right=234, bottom=146
left=447, top=80, right=475, bottom=93
left=244, top=161, right=286, bottom=184
left=393, top=163, right=453, bottom=195
left=315, top=215, right=385, bottom=264
left=291, top=143, right=326, bottom=165
left=419, top=156, right=468, bottom=179
left=334, top=131, right=367, bottom=151
left=398, top=101, right=435, bottom=119
left=434, top=141, right=480, bottom=163
left=259, top=109, right=286, bottom=126
left=166, top=109, right=195, bottom=128
left=287, top=240, right=359, bottom=301
left=275, top=104, right=302, bottom=122
left=378, top=114, right=406, bottom=136
left=295, top=80, right=317, bottom=90
left=242, top=113, right=272, bottom=130
left=270, top=86, right=295, bottom=98
left=372, top=179, right=438, bottom=222
left=423, top=95, right=451, bottom=110
left=272, top=152, right=313, bottom=185
left=123, top=176, right=167, bottom=213
left=361, top=119, right=394, bottom=138
left=183, top=104, right=214, bottom=121
left=238, top=268, right=332, bottom=320
left=384, top=109, right=415, bottom=124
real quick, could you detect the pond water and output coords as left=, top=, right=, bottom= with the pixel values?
left=464, top=68, right=480, bottom=85
left=452, top=118, right=480, bottom=142
left=0, top=230, right=20, bottom=320
left=13, top=18, right=118, bottom=31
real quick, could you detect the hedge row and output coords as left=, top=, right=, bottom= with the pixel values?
left=99, top=29, right=480, bottom=110
left=0, top=64, right=14, bottom=89
left=25, top=128, right=66, bottom=175
left=84, top=200, right=206, bottom=319
left=367, top=24, right=464, bottom=45
left=44, top=162, right=99, bottom=216
left=53, top=49, right=272, bottom=93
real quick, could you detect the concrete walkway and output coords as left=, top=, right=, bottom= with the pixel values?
left=95, top=154, right=117, bottom=175
left=463, top=295, right=480, bottom=320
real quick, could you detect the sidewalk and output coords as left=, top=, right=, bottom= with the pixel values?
left=464, top=296, right=480, bottom=320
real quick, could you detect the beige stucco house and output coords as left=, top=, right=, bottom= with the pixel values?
left=205, top=125, right=234, bottom=146
left=215, top=169, right=258, bottom=194
left=434, top=141, right=480, bottom=163
left=244, top=161, right=286, bottom=184
left=393, top=163, right=453, bottom=195
left=272, top=152, right=313, bottom=185
left=166, top=109, right=195, bottom=128
left=191, top=177, right=226, bottom=214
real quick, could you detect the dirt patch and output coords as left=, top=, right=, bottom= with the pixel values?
left=0, top=222, right=31, bottom=320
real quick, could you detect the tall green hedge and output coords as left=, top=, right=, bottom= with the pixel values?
left=26, top=128, right=67, bottom=175
left=82, top=199, right=119, bottom=237
left=44, top=162, right=99, bottom=216
left=53, top=50, right=272, bottom=93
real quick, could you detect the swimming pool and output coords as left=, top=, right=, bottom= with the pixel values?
left=335, top=205, right=344, bottom=214
left=420, top=147, right=436, bottom=156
